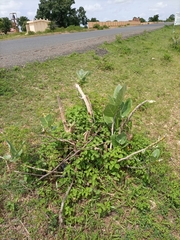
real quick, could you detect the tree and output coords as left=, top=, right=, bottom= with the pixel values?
left=88, top=17, right=99, bottom=22
left=139, top=18, right=146, bottom=23
left=36, top=0, right=87, bottom=27
left=148, top=14, right=159, bottom=22
left=77, top=7, right=87, bottom=26
left=166, top=14, right=175, bottom=22
left=0, top=17, right=12, bottom=34
left=17, top=16, right=29, bottom=31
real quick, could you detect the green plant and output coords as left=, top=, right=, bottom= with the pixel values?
left=93, top=23, right=101, bottom=29
left=0, top=140, right=24, bottom=162
left=103, top=84, right=155, bottom=147
left=98, top=58, right=114, bottom=71
left=0, top=17, right=12, bottom=34
left=76, top=69, right=90, bottom=85
left=48, top=21, right=57, bottom=31
left=15, top=75, right=164, bottom=231
left=28, top=31, right=35, bottom=35
left=93, top=23, right=104, bottom=30
left=1, top=26, right=180, bottom=239
left=162, top=52, right=172, bottom=61
left=102, top=25, right=109, bottom=29
left=116, top=34, right=123, bottom=43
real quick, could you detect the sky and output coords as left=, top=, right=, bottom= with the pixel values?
left=0, top=0, right=180, bottom=22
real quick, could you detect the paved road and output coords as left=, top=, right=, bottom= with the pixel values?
left=0, top=23, right=171, bottom=68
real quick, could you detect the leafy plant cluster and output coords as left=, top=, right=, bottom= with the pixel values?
left=93, top=23, right=109, bottom=30
left=0, top=17, right=12, bottom=34
left=1, top=70, right=164, bottom=228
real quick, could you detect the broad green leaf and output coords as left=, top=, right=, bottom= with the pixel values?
left=104, top=116, right=113, bottom=125
left=40, top=114, right=53, bottom=129
left=40, top=117, right=49, bottom=129
left=108, top=96, right=116, bottom=105
left=151, top=149, right=160, bottom=159
left=6, top=140, right=17, bottom=157
left=17, top=149, right=23, bottom=157
left=121, top=98, right=132, bottom=118
left=115, top=164, right=120, bottom=169
left=116, top=132, right=127, bottom=145
left=3, top=154, right=11, bottom=160
left=111, top=133, right=127, bottom=147
left=113, top=84, right=127, bottom=105
left=104, top=104, right=118, bottom=117
left=111, top=134, right=119, bottom=147
left=113, top=84, right=122, bottom=99
left=76, top=69, right=90, bottom=83
left=5, top=140, right=23, bottom=162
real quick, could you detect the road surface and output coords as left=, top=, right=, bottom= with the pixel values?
left=0, top=23, right=171, bottom=68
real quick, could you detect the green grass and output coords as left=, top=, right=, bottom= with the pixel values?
left=0, top=25, right=180, bottom=239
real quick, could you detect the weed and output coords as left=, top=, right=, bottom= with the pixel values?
left=1, top=25, right=180, bottom=239
left=162, top=52, right=172, bottom=61
left=116, top=34, right=123, bottom=43
left=97, top=57, right=114, bottom=71
left=28, top=31, right=35, bottom=35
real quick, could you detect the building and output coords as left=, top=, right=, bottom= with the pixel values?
left=26, top=19, right=50, bottom=33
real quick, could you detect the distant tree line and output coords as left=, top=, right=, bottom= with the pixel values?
left=0, top=7, right=176, bottom=35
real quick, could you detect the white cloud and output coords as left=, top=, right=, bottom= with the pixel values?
left=108, top=0, right=132, bottom=3
left=0, top=0, right=179, bottom=22
left=84, top=3, right=102, bottom=12
left=156, top=2, right=168, bottom=8
left=0, top=0, right=23, bottom=17
left=27, top=11, right=36, bottom=19
left=149, top=1, right=168, bottom=12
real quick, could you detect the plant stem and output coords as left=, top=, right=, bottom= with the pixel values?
left=57, top=96, right=71, bottom=133
left=75, top=83, right=93, bottom=119
left=118, top=135, right=165, bottom=162
left=119, top=100, right=155, bottom=133
left=59, top=181, right=73, bottom=227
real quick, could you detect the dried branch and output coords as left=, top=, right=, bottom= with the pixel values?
left=14, top=171, right=43, bottom=177
left=59, top=181, right=73, bottom=227
left=38, top=151, right=78, bottom=181
left=57, top=96, right=71, bottom=133
left=45, top=131, right=76, bottom=148
left=75, top=83, right=93, bottom=118
left=19, top=219, right=31, bottom=240
left=38, top=127, right=101, bottom=181
left=24, top=165, right=62, bottom=174
left=118, top=135, right=165, bottom=162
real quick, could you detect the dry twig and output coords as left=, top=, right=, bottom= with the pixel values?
left=57, top=96, right=71, bottom=133
left=59, top=181, right=73, bottom=227
left=19, top=219, right=31, bottom=240
left=118, top=135, right=165, bottom=162
left=38, top=127, right=101, bottom=181
left=75, top=83, right=93, bottom=118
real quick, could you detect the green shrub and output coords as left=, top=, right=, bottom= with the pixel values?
left=93, top=23, right=104, bottom=30
left=66, top=25, right=84, bottom=32
left=48, top=21, right=57, bottom=31
left=28, top=31, right=35, bottom=35
left=102, top=25, right=109, bottom=29
left=44, top=28, right=53, bottom=33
